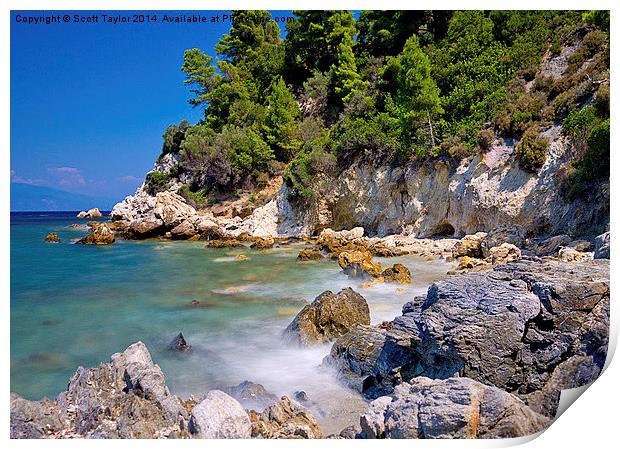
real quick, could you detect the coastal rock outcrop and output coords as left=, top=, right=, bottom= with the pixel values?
left=188, top=390, right=251, bottom=438
left=77, top=208, right=103, bottom=219
left=527, top=234, right=572, bottom=256
left=359, top=377, right=549, bottom=439
left=297, top=248, right=324, bottom=261
left=168, top=333, right=192, bottom=352
left=380, top=263, right=411, bottom=284
left=44, top=232, right=60, bottom=243
left=249, top=396, right=324, bottom=439
left=338, top=250, right=382, bottom=278
left=284, top=288, right=370, bottom=346
left=451, top=232, right=486, bottom=258
left=594, top=231, right=610, bottom=259
left=480, top=225, right=526, bottom=257
left=76, top=222, right=116, bottom=245
left=330, top=260, right=609, bottom=418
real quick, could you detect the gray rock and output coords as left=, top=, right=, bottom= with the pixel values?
left=359, top=377, right=549, bottom=439
left=334, top=260, right=609, bottom=417
left=168, top=333, right=192, bottom=352
left=224, top=381, right=278, bottom=411
left=594, top=231, right=610, bottom=259
left=567, top=239, right=594, bottom=252
left=528, top=234, right=572, bottom=256
left=249, top=396, right=323, bottom=439
left=10, top=394, right=64, bottom=438
left=189, top=390, right=251, bottom=438
left=283, top=288, right=370, bottom=346
left=481, top=224, right=527, bottom=257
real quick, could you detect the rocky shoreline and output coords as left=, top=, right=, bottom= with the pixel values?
left=15, top=219, right=610, bottom=438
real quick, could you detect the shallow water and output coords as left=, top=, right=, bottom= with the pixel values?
left=10, top=212, right=453, bottom=434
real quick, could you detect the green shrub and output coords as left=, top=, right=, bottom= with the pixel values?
left=567, top=29, right=607, bottom=73
left=578, top=118, right=610, bottom=180
left=144, top=171, right=171, bottom=195
left=178, top=184, right=207, bottom=208
left=476, top=128, right=495, bottom=150
left=593, top=84, right=610, bottom=117
left=516, top=127, right=549, bottom=171
left=562, top=106, right=597, bottom=139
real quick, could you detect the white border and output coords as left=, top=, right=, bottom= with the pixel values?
left=2, top=1, right=617, bottom=447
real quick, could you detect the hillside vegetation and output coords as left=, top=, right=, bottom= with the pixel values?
left=144, top=10, right=609, bottom=206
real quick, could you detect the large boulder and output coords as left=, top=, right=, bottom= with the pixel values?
left=527, top=234, right=572, bottom=256
left=335, top=260, right=609, bottom=418
left=284, top=288, right=370, bottom=346
left=485, top=243, right=521, bottom=265
left=224, top=381, right=278, bottom=411
left=129, top=217, right=165, bottom=238
left=188, top=390, right=251, bottom=439
left=76, top=222, right=115, bottom=245
left=338, top=250, right=382, bottom=278
left=380, top=263, right=411, bottom=284
left=594, top=231, right=610, bottom=259
left=249, top=396, right=323, bottom=439
left=359, top=377, right=549, bottom=439
left=153, top=192, right=196, bottom=228
left=452, top=232, right=487, bottom=258
left=44, top=232, right=60, bottom=243
left=481, top=224, right=527, bottom=257
left=558, top=246, right=592, bottom=262
left=77, top=208, right=103, bottom=219
left=11, top=342, right=189, bottom=439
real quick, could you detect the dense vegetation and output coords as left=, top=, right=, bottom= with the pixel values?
left=145, top=10, right=609, bottom=203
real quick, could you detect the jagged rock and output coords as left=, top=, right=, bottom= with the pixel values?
left=232, top=204, right=254, bottom=219
left=250, top=237, right=274, bottom=249
left=224, top=381, right=278, bottom=411
left=44, top=232, right=60, bottom=243
left=10, top=342, right=189, bottom=439
left=359, top=377, right=549, bottom=439
left=297, top=248, right=324, bottom=261
left=204, top=239, right=243, bottom=248
left=168, top=333, right=192, bottom=352
left=10, top=394, right=64, bottom=438
left=338, top=250, right=382, bottom=278
left=528, top=234, right=572, bottom=256
left=558, top=246, right=592, bottom=262
left=452, top=232, right=487, bottom=258
left=324, top=325, right=388, bottom=393
left=380, top=263, right=411, bottom=284
left=481, top=225, right=527, bottom=257
left=336, top=260, right=608, bottom=417
left=284, top=288, right=370, bottom=346
left=170, top=219, right=197, bottom=239
left=77, top=208, right=103, bottom=219
left=316, top=227, right=365, bottom=255
left=293, top=391, right=308, bottom=402
left=594, top=231, right=610, bottom=259
left=188, top=390, right=251, bottom=438
left=249, top=396, right=323, bottom=439
left=76, top=222, right=115, bottom=245
left=485, top=243, right=521, bottom=265
left=338, top=425, right=360, bottom=439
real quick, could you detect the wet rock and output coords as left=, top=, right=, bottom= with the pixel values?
left=381, top=263, right=411, bottom=284
left=44, top=232, right=60, bottom=243
left=594, top=231, right=610, bottom=259
left=76, top=222, right=115, bottom=245
left=452, top=232, right=487, bottom=258
left=338, top=250, right=382, bottom=278
left=168, top=333, right=192, bottom=352
left=224, top=381, right=278, bottom=411
left=485, top=243, right=521, bottom=265
left=481, top=224, right=526, bottom=257
left=449, top=256, right=492, bottom=274
left=324, top=325, right=388, bottom=394
left=188, top=390, right=251, bottom=438
left=293, top=391, right=308, bottom=402
left=297, top=248, right=324, bottom=260
left=249, top=396, right=323, bottom=439
left=353, top=259, right=609, bottom=417
left=558, top=246, right=592, bottom=262
left=250, top=237, right=274, bottom=249
left=77, top=208, right=103, bottom=219
left=528, top=234, right=571, bottom=256
left=204, top=239, right=243, bottom=248
left=284, top=288, right=370, bottom=346
left=359, top=377, right=549, bottom=439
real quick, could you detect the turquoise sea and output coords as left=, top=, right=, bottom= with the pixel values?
left=10, top=211, right=453, bottom=432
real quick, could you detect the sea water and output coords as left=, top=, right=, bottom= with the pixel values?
left=10, top=211, right=453, bottom=434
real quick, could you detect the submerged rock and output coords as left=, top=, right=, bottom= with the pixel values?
left=188, top=390, right=251, bottom=439
left=284, top=288, right=370, bottom=346
left=205, top=239, right=244, bottom=248
left=44, top=232, right=60, bottom=243
left=249, top=396, right=323, bottom=439
left=168, top=333, right=192, bottom=352
left=76, top=222, right=115, bottom=245
left=297, top=248, right=324, bottom=261
left=224, top=381, right=278, bottom=411
left=359, top=377, right=549, bottom=439
left=380, top=263, right=411, bottom=284
left=250, top=237, right=275, bottom=249
left=77, top=208, right=103, bottom=219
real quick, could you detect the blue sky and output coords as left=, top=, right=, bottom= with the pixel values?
left=10, top=10, right=293, bottom=204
